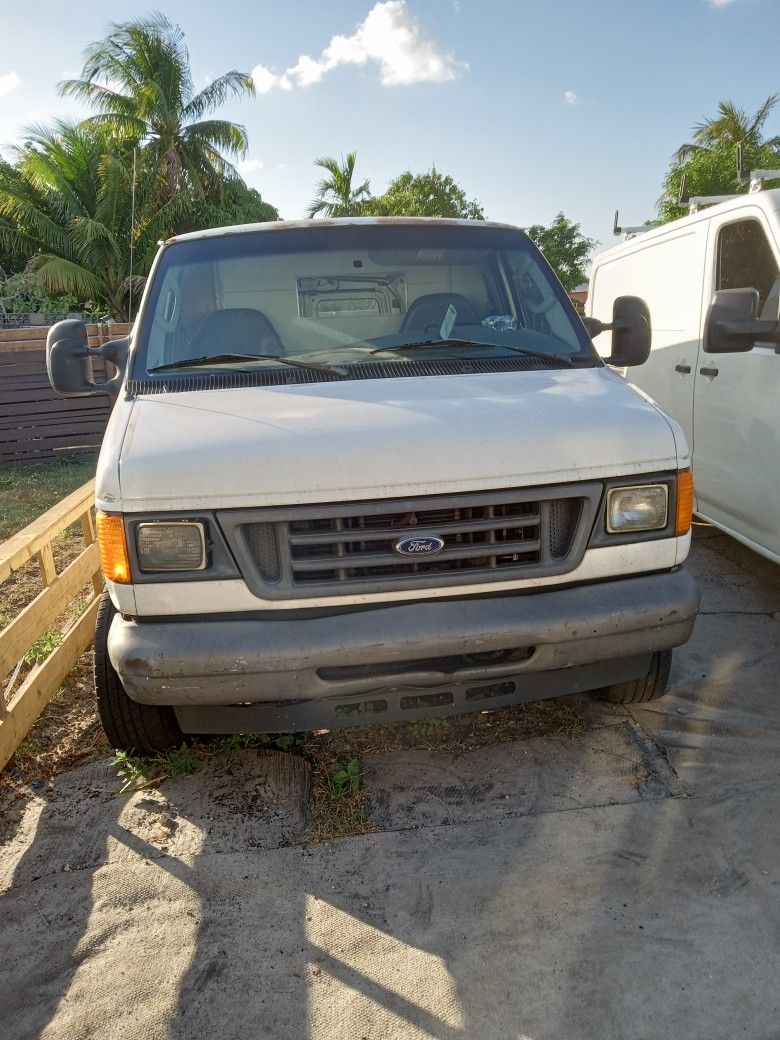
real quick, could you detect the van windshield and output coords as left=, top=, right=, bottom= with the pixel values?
left=133, top=223, right=597, bottom=382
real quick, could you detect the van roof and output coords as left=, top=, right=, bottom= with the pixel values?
left=167, top=215, right=525, bottom=245
left=593, top=186, right=780, bottom=265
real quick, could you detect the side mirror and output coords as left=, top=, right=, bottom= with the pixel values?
left=704, top=288, right=780, bottom=353
left=583, top=295, right=651, bottom=366
left=46, top=319, right=129, bottom=397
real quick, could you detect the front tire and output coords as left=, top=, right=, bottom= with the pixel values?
left=94, top=590, right=183, bottom=755
left=596, top=649, right=672, bottom=704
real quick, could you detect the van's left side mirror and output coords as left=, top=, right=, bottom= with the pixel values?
left=582, top=295, right=651, bottom=366
left=46, top=319, right=128, bottom=397
left=704, top=288, right=780, bottom=353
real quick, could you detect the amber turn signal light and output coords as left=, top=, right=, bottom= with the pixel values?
left=675, top=469, right=694, bottom=536
left=96, top=512, right=131, bottom=583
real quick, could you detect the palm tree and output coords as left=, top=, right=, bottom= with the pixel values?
left=307, top=152, right=371, bottom=218
left=0, top=121, right=188, bottom=319
left=675, top=94, right=780, bottom=162
left=59, top=13, right=255, bottom=203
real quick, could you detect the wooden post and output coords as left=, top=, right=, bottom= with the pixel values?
left=36, top=543, right=57, bottom=586
left=80, top=508, right=103, bottom=595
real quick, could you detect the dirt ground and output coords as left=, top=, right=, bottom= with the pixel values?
left=0, top=527, right=778, bottom=1040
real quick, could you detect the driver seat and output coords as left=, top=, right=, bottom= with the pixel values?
left=192, top=308, right=283, bottom=357
left=400, top=292, right=480, bottom=334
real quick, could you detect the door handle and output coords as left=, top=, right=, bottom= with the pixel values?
left=674, top=363, right=691, bottom=374
left=699, top=366, right=719, bottom=377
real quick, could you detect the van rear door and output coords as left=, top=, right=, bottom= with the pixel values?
left=694, top=208, right=780, bottom=560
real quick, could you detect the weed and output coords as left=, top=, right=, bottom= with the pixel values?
left=24, top=628, right=63, bottom=666
left=327, top=758, right=362, bottom=800
left=71, top=594, right=92, bottom=619
left=113, top=742, right=202, bottom=791
left=114, top=749, right=153, bottom=789
left=409, top=717, right=450, bottom=743
left=215, top=731, right=298, bottom=753
left=162, top=743, right=202, bottom=776
left=15, top=735, right=44, bottom=757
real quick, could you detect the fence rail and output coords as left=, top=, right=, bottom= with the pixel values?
left=0, top=323, right=130, bottom=463
left=0, top=479, right=102, bottom=771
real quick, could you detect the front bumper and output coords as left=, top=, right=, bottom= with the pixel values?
left=108, top=568, right=699, bottom=732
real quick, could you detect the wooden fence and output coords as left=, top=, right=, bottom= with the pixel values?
left=0, top=323, right=131, bottom=464
left=0, top=479, right=102, bottom=770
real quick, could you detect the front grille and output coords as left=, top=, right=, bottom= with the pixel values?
left=227, top=483, right=600, bottom=599
left=286, top=498, right=547, bottom=584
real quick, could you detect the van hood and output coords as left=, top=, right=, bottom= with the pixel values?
left=103, top=368, right=682, bottom=512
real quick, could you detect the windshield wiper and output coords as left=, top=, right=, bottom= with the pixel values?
left=369, top=338, right=573, bottom=367
left=149, top=353, right=348, bottom=377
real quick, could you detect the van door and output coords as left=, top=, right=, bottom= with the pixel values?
left=694, top=210, right=780, bottom=560
left=589, top=226, right=707, bottom=450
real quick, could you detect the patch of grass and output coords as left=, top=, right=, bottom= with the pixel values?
left=302, top=742, right=374, bottom=842
left=0, top=454, right=97, bottom=540
left=24, top=627, right=64, bottom=666
left=114, top=741, right=203, bottom=791
left=215, top=731, right=298, bottom=753
left=408, top=717, right=450, bottom=744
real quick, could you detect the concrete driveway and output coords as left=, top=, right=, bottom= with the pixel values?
left=1, top=528, right=778, bottom=1040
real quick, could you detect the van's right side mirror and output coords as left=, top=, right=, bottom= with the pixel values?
left=704, top=288, right=780, bottom=353
left=583, top=295, right=651, bottom=366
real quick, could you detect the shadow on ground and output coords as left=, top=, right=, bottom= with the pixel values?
left=1, top=528, right=778, bottom=1040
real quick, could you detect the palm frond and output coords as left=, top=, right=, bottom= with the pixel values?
left=749, top=93, right=779, bottom=137
left=183, top=119, right=249, bottom=157
left=29, top=254, right=102, bottom=298
left=184, top=72, right=255, bottom=120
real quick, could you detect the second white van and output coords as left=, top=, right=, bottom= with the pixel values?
left=588, top=188, right=780, bottom=563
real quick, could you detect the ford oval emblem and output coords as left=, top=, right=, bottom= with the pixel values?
left=394, top=535, right=445, bottom=557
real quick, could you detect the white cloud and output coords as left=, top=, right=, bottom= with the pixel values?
left=564, top=90, right=579, bottom=106
left=251, top=1, right=465, bottom=93
left=0, top=71, right=21, bottom=96
left=708, top=0, right=739, bottom=6
left=237, top=158, right=264, bottom=174
left=251, top=65, right=292, bottom=94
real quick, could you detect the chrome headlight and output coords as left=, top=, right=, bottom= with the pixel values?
left=606, top=485, right=668, bottom=533
left=136, top=521, right=207, bottom=572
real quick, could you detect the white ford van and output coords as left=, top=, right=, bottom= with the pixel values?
left=589, top=188, right=780, bottom=563
left=47, top=218, right=699, bottom=754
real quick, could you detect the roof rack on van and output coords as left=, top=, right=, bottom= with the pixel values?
left=612, top=211, right=648, bottom=240
left=677, top=173, right=741, bottom=214
left=737, top=144, right=780, bottom=193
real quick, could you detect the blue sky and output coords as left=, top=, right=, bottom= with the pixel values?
left=0, top=0, right=778, bottom=251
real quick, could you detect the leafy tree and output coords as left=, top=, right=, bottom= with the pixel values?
left=307, top=152, right=371, bottom=218
left=196, top=178, right=280, bottom=228
left=660, top=96, right=780, bottom=222
left=59, top=12, right=254, bottom=203
left=0, top=122, right=189, bottom=319
left=525, top=213, right=597, bottom=292
left=364, top=168, right=485, bottom=219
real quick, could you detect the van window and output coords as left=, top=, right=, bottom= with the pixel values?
left=134, top=224, right=596, bottom=382
left=716, top=219, right=780, bottom=316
